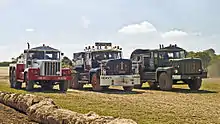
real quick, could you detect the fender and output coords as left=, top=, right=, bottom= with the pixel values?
left=155, top=67, right=173, bottom=81
left=89, top=67, right=100, bottom=82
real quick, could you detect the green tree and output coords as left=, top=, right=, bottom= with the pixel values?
left=187, top=51, right=211, bottom=70
left=62, top=56, right=72, bottom=68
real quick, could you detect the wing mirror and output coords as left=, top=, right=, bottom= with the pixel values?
left=61, top=53, right=64, bottom=56
left=105, top=66, right=110, bottom=70
left=72, top=59, right=76, bottom=62
left=27, top=60, right=32, bottom=65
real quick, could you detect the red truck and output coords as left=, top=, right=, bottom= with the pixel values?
left=9, top=43, right=72, bottom=92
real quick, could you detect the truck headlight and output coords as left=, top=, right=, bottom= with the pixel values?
left=174, top=69, right=178, bottom=74
left=198, top=69, right=202, bottom=72
left=102, top=69, right=106, bottom=75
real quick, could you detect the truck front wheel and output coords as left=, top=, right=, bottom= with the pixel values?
left=14, top=82, right=22, bottom=89
left=59, top=81, right=69, bottom=92
left=26, top=80, right=34, bottom=91
left=71, top=73, right=84, bottom=89
left=148, top=81, right=158, bottom=90
left=91, top=73, right=103, bottom=91
left=123, top=86, right=133, bottom=92
left=187, top=78, right=202, bottom=91
left=158, top=72, right=173, bottom=91
left=10, top=69, right=22, bottom=89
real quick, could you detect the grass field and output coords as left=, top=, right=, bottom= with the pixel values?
left=0, top=67, right=220, bottom=124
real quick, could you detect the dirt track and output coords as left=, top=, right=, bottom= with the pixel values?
left=0, top=103, right=37, bottom=124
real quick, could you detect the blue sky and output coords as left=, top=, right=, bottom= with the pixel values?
left=0, top=0, right=219, bottom=61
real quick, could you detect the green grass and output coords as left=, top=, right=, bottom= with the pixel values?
left=0, top=76, right=220, bottom=124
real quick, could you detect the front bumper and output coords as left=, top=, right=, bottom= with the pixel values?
left=30, top=75, right=72, bottom=81
left=100, top=74, right=140, bottom=86
left=172, top=72, right=207, bottom=80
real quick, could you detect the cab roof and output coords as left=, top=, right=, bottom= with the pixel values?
left=24, top=45, right=60, bottom=53
left=130, top=44, right=186, bottom=57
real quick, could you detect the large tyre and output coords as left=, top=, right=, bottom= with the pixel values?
left=10, top=69, right=22, bottom=89
left=70, top=73, right=84, bottom=89
left=134, top=82, right=143, bottom=89
left=187, top=78, right=202, bottom=91
left=9, top=69, right=15, bottom=88
left=148, top=81, right=158, bottom=90
left=15, top=82, right=22, bottom=89
left=26, top=80, right=34, bottom=91
left=91, top=73, right=103, bottom=91
left=158, top=72, right=173, bottom=91
left=123, top=86, right=133, bottom=92
left=59, top=81, right=69, bottom=92
left=9, top=68, right=13, bottom=88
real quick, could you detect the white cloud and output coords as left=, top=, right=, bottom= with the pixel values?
left=25, top=28, right=35, bottom=32
left=33, top=0, right=65, bottom=5
left=118, top=21, right=157, bottom=34
left=161, top=30, right=188, bottom=39
left=191, top=32, right=202, bottom=36
left=81, top=16, right=90, bottom=29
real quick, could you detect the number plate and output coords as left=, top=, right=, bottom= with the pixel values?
left=172, top=75, right=181, bottom=79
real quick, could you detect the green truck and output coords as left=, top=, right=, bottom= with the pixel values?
left=130, top=44, right=207, bottom=91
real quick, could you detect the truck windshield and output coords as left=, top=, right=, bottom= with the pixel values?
left=92, top=51, right=122, bottom=61
left=29, top=51, right=60, bottom=60
left=160, top=51, right=186, bottom=59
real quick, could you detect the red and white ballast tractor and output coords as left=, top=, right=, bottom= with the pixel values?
left=9, top=43, right=72, bottom=92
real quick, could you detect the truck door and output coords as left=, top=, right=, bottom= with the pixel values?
left=84, top=53, right=91, bottom=71
left=142, top=52, right=151, bottom=71
left=154, top=52, right=159, bottom=69
left=149, top=52, right=155, bottom=70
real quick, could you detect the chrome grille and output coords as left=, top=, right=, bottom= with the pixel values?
left=44, top=61, right=60, bottom=76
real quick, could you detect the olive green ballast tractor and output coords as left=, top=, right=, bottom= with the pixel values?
left=130, top=44, right=207, bottom=91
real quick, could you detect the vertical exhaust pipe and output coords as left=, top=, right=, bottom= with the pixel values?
left=26, top=42, right=30, bottom=68
left=27, top=42, right=30, bottom=49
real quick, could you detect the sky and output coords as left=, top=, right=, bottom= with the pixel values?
left=0, top=0, right=220, bottom=61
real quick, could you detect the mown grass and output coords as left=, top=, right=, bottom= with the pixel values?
left=0, top=67, right=220, bottom=124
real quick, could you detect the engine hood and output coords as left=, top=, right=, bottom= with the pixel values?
left=169, top=58, right=202, bottom=74
left=104, top=59, right=132, bottom=75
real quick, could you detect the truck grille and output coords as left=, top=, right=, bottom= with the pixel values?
left=182, top=60, right=201, bottom=74
left=44, top=61, right=61, bottom=76
left=172, top=59, right=202, bottom=74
